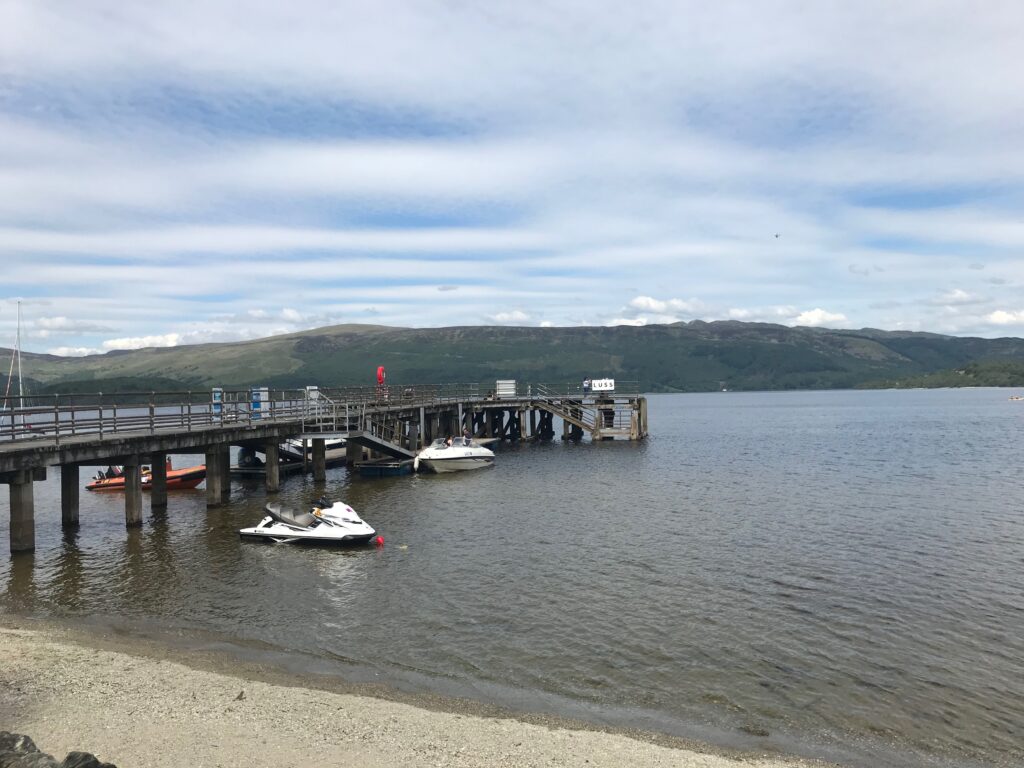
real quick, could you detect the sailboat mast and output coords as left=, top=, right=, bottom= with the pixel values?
left=16, top=299, right=23, bottom=408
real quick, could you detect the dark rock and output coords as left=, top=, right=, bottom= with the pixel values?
left=0, top=734, right=39, bottom=755
left=60, top=753, right=116, bottom=768
left=0, top=734, right=114, bottom=768
left=0, top=753, right=60, bottom=768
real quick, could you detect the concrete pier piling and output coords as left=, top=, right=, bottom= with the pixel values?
left=264, top=442, right=280, bottom=493
left=312, top=438, right=326, bottom=482
left=346, top=439, right=362, bottom=466
left=124, top=463, right=143, bottom=528
left=61, top=465, right=80, bottom=528
left=205, top=448, right=223, bottom=507
left=150, top=453, right=167, bottom=511
left=220, top=446, right=231, bottom=502
left=8, top=471, right=35, bottom=552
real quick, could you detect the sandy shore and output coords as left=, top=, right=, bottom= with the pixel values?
left=0, top=622, right=831, bottom=768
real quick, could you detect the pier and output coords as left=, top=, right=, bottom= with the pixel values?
left=1, top=382, right=647, bottom=553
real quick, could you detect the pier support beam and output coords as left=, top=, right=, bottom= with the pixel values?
left=312, top=438, right=326, bottom=482
left=205, top=447, right=223, bottom=507
left=150, top=452, right=167, bottom=511
left=61, top=464, right=80, bottom=528
left=265, top=442, right=280, bottom=493
left=124, top=462, right=143, bottom=527
left=8, top=471, right=35, bottom=553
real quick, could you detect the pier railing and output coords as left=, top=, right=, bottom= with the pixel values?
left=526, top=381, right=640, bottom=398
left=0, top=380, right=641, bottom=446
left=0, top=383, right=482, bottom=446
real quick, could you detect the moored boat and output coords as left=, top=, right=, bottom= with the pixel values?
left=414, top=437, right=495, bottom=473
left=86, top=460, right=206, bottom=491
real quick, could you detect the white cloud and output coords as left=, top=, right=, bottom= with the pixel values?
left=792, top=308, right=849, bottom=328
left=928, top=289, right=988, bottom=306
left=102, top=333, right=182, bottom=351
left=47, top=346, right=102, bottom=356
left=490, top=310, right=530, bottom=324
left=33, top=316, right=114, bottom=333
left=726, top=306, right=798, bottom=322
left=539, top=320, right=553, bottom=328
left=987, top=310, right=1024, bottom=325
left=606, top=317, right=648, bottom=327
left=628, top=296, right=705, bottom=315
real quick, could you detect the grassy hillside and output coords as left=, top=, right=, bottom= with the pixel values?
left=863, top=360, right=1024, bottom=389
left=4, top=321, right=1024, bottom=393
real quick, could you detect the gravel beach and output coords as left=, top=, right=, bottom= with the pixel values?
left=0, top=622, right=833, bottom=768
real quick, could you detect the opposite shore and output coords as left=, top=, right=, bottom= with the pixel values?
left=0, top=618, right=831, bottom=768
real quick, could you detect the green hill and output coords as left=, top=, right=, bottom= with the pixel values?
left=4, top=321, right=1024, bottom=394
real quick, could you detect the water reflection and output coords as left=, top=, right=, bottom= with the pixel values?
left=53, top=529, right=84, bottom=610
left=6, top=551, right=36, bottom=610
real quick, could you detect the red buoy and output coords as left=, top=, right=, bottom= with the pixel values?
left=374, top=535, right=384, bottom=547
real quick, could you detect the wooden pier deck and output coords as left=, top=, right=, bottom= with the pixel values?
left=1, top=382, right=647, bottom=553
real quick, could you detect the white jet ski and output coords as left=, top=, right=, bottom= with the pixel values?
left=414, top=437, right=495, bottom=473
left=239, top=499, right=376, bottom=545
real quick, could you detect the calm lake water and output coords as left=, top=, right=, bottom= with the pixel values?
left=2, top=390, right=1023, bottom=767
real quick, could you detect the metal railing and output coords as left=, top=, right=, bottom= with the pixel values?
left=502, top=381, right=640, bottom=399
left=0, top=383, right=484, bottom=446
left=0, top=380, right=639, bottom=446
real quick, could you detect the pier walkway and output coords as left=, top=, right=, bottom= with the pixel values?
left=1, top=382, right=647, bottom=553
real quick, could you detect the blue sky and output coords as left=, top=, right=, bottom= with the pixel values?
left=2, top=1, right=1024, bottom=355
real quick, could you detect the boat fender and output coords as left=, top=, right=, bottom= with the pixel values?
left=413, top=456, right=419, bottom=471
left=374, top=535, right=384, bottom=547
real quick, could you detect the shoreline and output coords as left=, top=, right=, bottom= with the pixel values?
left=0, top=615, right=833, bottom=768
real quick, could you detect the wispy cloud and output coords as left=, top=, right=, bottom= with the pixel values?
left=3, top=1, right=1024, bottom=351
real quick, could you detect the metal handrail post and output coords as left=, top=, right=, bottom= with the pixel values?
left=149, top=392, right=155, bottom=433
left=54, top=394, right=60, bottom=445
left=187, top=392, right=192, bottom=431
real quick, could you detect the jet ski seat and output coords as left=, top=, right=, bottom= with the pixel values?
left=265, top=503, right=319, bottom=529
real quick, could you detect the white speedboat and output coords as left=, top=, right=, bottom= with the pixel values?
left=414, top=437, right=495, bottom=473
left=239, top=500, right=376, bottom=545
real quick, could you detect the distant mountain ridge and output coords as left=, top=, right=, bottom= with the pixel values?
left=4, top=321, right=1024, bottom=393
